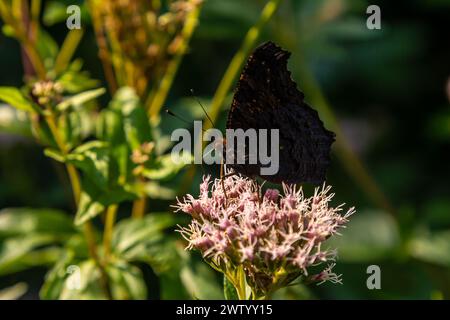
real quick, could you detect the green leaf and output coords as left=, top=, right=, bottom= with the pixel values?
left=67, top=141, right=110, bottom=189
left=0, top=105, right=32, bottom=137
left=409, top=230, right=450, bottom=267
left=96, top=109, right=126, bottom=146
left=0, top=283, right=28, bottom=300
left=107, top=260, right=147, bottom=300
left=44, top=148, right=66, bottom=163
left=111, top=213, right=182, bottom=271
left=110, top=87, right=152, bottom=149
left=142, top=153, right=192, bottom=181
left=180, top=255, right=223, bottom=300
left=58, top=109, right=96, bottom=150
left=75, top=180, right=136, bottom=226
left=0, top=234, right=61, bottom=276
left=0, top=208, right=75, bottom=239
left=43, top=1, right=70, bottom=26
left=326, top=210, right=401, bottom=262
left=143, top=182, right=176, bottom=200
left=40, top=234, right=91, bottom=300
left=36, top=29, right=59, bottom=68
left=223, top=275, right=238, bottom=300
left=58, top=259, right=108, bottom=300
left=57, top=59, right=99, bottom=93
left=0, top=87, right=34, bottom=112
left=56, top=88, right=105, bottom=112
left=40, top=250, right=76, bottom=300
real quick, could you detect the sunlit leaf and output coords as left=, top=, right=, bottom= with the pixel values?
left=0, top=234, right=60, bottom=276
left=107, top=260, right=147, bottom=300
left=409, top=230, right=450, bottom=267
left=58, top=259, right=107, bottom=300
left=111, top=213, right=182, bottom=271
left=180, top=255, right=223, bottom=300
left=0, top=283, right=27, bottom=300
left=0, top=207, right=74, bottom=239
left=56, top=88, right=105, bottom=112
left=0, top=87, right=34, bottom=112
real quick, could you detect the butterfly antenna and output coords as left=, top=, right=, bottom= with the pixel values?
left=190, top=89, right=214, bottom=127
left=165, top=109, right=207, bottom=133
left=165, top=109, right=192, bottom=127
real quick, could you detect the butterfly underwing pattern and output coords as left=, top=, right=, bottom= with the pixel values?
left=226, top=41, right=335, bottom=184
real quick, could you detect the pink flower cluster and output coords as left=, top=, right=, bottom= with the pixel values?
left=175, top=173, right=354, bottom=294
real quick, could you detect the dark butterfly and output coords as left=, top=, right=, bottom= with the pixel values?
left=225, top=41, right=335, bottom=185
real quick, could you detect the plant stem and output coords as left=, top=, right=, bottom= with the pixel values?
left=44, top=113, right=102, bottom=286
left=87, top=0, right=118, bottom=94
left=147, top=0, right=203, bottom=120
left=131, top=197, right=147, bottom=219
left=46, top=113, right=112, bottom=298
left=103, top=204, right=118, bottom=261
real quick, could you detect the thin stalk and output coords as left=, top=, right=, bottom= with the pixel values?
left=30, top=0, right=40, bottom=42
left=103, top=204, right=118, bottom=261
left=44, top=114, right=104, bottom=289
left=21, top=39, right=46, bottom=79
left=87, top=0, right=118, bottom=94
left=46, top=113, right=112, bottom=298
left=147, top=0, right=202, bottom=120
left=1, top=0, right=46, bottom=78
left=131, top=197, right=147, bottom=219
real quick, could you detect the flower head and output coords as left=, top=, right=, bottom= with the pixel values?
left=175, top=172, right=354, bottom=296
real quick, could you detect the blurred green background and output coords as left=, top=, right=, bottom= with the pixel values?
left=1, top=0, right=449, bottom=299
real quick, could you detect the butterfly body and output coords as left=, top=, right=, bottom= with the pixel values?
left=226, top=41, right=335, bottom=184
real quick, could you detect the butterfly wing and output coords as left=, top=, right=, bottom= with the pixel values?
left=226, top=41, right=335, bottom=184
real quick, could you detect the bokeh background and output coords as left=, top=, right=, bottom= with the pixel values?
left=0, top=0, right=449, bottom=299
